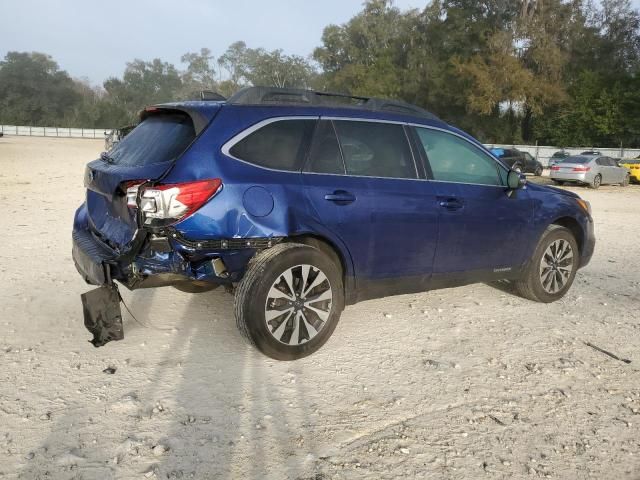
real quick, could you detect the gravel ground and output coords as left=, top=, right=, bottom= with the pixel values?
left=0, top=136, right=639, bottom=480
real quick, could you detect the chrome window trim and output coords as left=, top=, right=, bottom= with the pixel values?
left=220, top=116, right=319, bottom=173
left=220, top=114, right=510, bottom=188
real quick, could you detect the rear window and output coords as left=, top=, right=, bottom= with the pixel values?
left=229, top=119, right=315, bottom=171
left=560, top=156, right=591, bottom=164
left=109, top=113, right=195, bottom=167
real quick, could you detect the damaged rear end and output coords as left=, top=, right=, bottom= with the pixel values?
left=73, top=102, right=233, bottom=346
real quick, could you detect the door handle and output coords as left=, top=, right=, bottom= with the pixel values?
left=324, top=190, right=356, bottom=204
left=437, top=197, right=464, bottom=211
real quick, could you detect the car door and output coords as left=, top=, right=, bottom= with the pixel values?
left=595, top=157, right=610, bottom=183
left=411, top=126, right=534, bottom=278
left=524, top=152, right=536, bottom=172
left=609, top=157, right=626, bottom=183
left=301, top=119, right=439, bottom=284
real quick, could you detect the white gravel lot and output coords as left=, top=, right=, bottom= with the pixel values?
left=0, top=136, right=639, bottom=480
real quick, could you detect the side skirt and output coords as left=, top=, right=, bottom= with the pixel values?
left=346, top=267, right=524, bottom=305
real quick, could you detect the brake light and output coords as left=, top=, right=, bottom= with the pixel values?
left=572, top=166, right=590, bottom=172
left=551, top=166, right=560, bottom=171
left=126, top=179, right=222, bottom=224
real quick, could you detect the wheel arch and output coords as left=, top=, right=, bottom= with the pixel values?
left=286, top=233, right=356, bottom=304
left=550, top=216, right=584, bottom=255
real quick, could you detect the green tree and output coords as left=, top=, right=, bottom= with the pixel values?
left=103, top=58, right=183, bottom=121
left=0, top=51, right=81, bottom=126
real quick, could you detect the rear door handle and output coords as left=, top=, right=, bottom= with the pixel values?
left=437, top=197, right=464, bottom=211
left=324, top=190, right=356, bottom=204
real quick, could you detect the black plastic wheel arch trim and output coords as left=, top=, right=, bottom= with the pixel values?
left=165, top=229, right=284, bottom=250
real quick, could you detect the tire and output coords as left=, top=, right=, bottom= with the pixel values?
left=590, top=174, right=602, bottom=189
left=552, top=180, right=564, bottom=186
left=234, top=243, right=344, bottom=360
left=513, top=225, right=579, bottom=303
left=513, top=164, right=523, bottom=174
left=534, top=165, right=543, bottom=176
left=621, top=174, right=630, bottom=187
left=173, top=282, right=219, bottom=293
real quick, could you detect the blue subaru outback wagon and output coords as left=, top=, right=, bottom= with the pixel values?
left=73, top=87, right=595, bottom=360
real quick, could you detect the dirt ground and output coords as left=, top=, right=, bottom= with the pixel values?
left=0, top=136, right=639, bottom=480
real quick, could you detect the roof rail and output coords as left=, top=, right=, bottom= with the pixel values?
left=226, top=86, right=439, bottom=121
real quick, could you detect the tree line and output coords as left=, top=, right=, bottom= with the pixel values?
left=1, top=0, right=639, bottom=147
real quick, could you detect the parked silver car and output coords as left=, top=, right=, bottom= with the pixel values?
left=550, top=154, right=630, bottom=189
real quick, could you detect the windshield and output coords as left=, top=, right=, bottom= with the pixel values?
left=108, top=113, right=195, bottom=167
left=551, top=152, right=567, bottom=158
left=561, top=156, right=592, bottom=164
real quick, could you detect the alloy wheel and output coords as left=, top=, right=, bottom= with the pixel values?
left=539, top=239, right=574, bottom=294
left=593, top=175, right=601, bottom=188
left=264, top=264, right=333, bottom=345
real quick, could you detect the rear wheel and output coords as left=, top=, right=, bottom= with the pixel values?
left=552, top=180, right=564, bottom=185
left=590, top=174, right=602, bottom=189
left=622, top=174, right=630, bottom=187
left=513, top=164, right=523, bottom=174
left=234, top=243, right=344, bottom=360
left=514, top=225, right=579, bottom=303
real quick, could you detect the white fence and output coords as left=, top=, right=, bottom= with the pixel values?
left=0, top=125, right=107, bottom=139
left=2, top=124, right=639, bottom=166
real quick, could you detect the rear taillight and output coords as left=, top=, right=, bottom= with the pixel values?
left=125, top=179, right=222, bottom=224
left=572, top=166, right=590, bottom=172
left=551, top=166, right=560, bottom=171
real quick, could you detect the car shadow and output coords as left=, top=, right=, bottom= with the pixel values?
left=484, top=279, right=520, bottom=296
left=18, top=287, right=312, bottom=479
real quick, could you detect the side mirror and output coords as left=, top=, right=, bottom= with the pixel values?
left=507, top=169, right=526, bottom=190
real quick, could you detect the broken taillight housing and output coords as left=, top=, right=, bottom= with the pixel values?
left=125, top=179, right=222, bottom=225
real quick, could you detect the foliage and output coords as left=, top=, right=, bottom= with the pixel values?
left=0, top=0, right=639, bottom=147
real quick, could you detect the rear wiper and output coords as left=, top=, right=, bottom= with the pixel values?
left=100, top=151, right=116, bottom=164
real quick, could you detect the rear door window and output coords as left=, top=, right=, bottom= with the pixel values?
left=109, top=113, right=195, bottom=167
left=415, top=127, right=503, bottom=186
left=332, top=120, right=416, bottom=179
left=229, top=119, right=316, bottom=171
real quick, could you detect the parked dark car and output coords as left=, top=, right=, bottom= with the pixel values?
left=73, top=87, right=595, bottom=359
left=489, top=148, right=544, bottom=175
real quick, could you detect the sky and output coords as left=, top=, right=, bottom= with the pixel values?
left=0, top=0, right=424, bottom=85
left=1, top=0, right=639, bottom=86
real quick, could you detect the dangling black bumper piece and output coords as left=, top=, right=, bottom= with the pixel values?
left=81, top=285, right=123, bottom=347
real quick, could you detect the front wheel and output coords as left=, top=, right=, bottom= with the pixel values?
left=514, top=225, right=579, bottom=303
left=534, top=165, right=543, bottom=176
left=234, top=243, right=344, bottom=360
